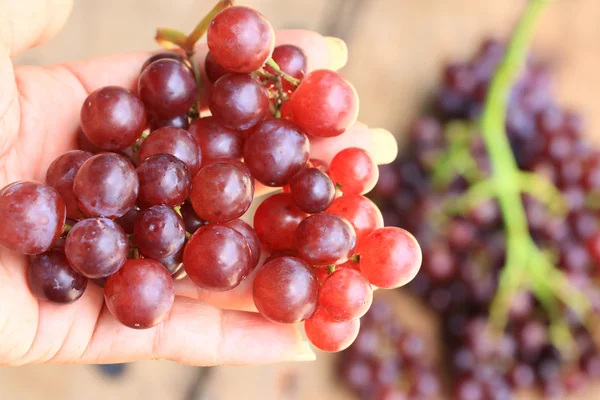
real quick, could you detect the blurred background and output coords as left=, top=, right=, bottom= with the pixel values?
left=5, top=0, right=600, bottom=399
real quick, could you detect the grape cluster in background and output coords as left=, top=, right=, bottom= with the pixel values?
left=0, top=3, right=423, bottom=353
left=340, top=38, right=600, bottom=399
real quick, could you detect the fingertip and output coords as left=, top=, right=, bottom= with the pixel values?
left=323, top=36, right=348, bottom=71
left=369, top=128, right=398, bottom=165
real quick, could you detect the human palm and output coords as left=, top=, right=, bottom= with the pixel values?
left=0, top=2, right=395, bottom=366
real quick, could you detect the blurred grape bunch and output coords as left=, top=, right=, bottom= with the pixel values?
left=362, top=0, right=600, bottom=398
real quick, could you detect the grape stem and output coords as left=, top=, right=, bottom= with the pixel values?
left=62, top=224, right=72, bottom=236
left=266, top=59, right=302, bottom=86
left=468, top=0, right=594, bottom=343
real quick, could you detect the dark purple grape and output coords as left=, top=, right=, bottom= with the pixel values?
left=139, top=127, right=201, bottom=176
left=226, top=219, right=261, bottom=269
left=179, top=201, right=208, bottom=234
left=138, top=59, right=197, bottom=118
left=189, top=160, right=253, bottom=223
left=73, top=153, right=139, bottom=218
left=80, top=86, right=147, bottom=150
left=105, top=258, right=174, bottom=329
left=115, top=207, right=140, bottom=234
left=209, top=74, right=269, bottom=131
left=136, top=154, right=191, bottom=208
left=188, top=116, right=245, bottom=166
left=288, top=167, right=335, bottom=213
left=183, top=224, right=252, bottom=291
left=157, top=246, right=184, bottom=275
left=0, top=181, right=65, bottom=254
left=295, top=213, right=356, bottom=266
left=141, top=51, right=192, bottom=73
left=243, top=118, right=309, bottom=187
left=65, top=218, right=129, bottom=278
left=28, top=250, right=87, bottom=303
left=45, top=150, right=94, bottom=219
left=149, top=113, right=189, bottom=131
left=204, top=51, right=234, bottom=83
left=133, top=205, right=185, bottom=259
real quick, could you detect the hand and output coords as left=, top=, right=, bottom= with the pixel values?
left=0, top=0, right=396, bottom=366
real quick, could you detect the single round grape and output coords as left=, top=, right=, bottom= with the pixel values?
left=359, top=227, right=422, bottom=289
left=319, top=268, right=373, bottom=322
left=295, top=213, right=356, bottom=266
left=252, top=256, right=318, bottom=323
left=179, top=201, right=208, bottom=234
left=226, top=219, right=261, bottom=269
left=73, top=153, right=139, bottom=218
left=80, top=86, right=147, bottom=150
left=157, top=246, right=184, bottom=275
left=289, top=167, right=335, bottom=213
left=45, top=150, right=93, bottom=219
left=209, top=74, right=269, bottom=131
left=138, top=59, right=197, bottom=118
left=188, top=116, right=245, bottom=166
left=253, top=193, right=308, bottom=251
left=205, top=51, right=234, bottom=83
left=264, top=44, right=308, bottom=93
left=327, top=195, right=384, bottom=246
left=141, top=51, right=192, bottom=73
left=115, top=206, right=139, bottom=235
left=329, top=148, right=379, bottom=195
left=139, top=127, right=201, bottom=176
left=0, top=181, right=65, bottom=254
left=305, top=308, right=360, bottom=352
left=28, top=250, right=87, bottom=303
left=289, top=69, right=359, bottom=137
left=104, top=258, right=175, bottom=329
left=183, top=224, right=252, bottom=291
left=149, top=113, right=189, bottom=131
left=133, top=205, right=186, bottom=259
left=207, top=6, right=275, bottom=73
left=243, top=119, right=310, bottom=186
left=189, top=161, right=253, bottom=223
left=65, top=218, right=129, bottom=278
left=136, top=154, right=191, bottom=208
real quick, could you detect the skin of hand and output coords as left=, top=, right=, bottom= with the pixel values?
left=0, top=0, right=397, bottom=366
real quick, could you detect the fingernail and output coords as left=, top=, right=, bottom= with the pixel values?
left=292, top=341, right=316, bottom=362
left=324, top=36, right=348, bottom=71
left=369, top=128, right=398, bottom=165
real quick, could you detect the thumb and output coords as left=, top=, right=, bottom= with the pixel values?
left=0, top=0, right=73, bottom=57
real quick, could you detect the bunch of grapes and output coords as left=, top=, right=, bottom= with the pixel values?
left=363, top=39, right=600, bottom=398
left=0, top=4, right=422, bottom=352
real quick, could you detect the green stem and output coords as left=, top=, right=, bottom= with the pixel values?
left=155, top=28, right=188, bottom=49
left=266, top=59, right=302, bottom=86
left=183, top=0, right=234, bottom=55
left=62, top=224, right=72, bottom=236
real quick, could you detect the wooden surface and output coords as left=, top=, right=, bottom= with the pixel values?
left=5, top=0, right=600, bottom=399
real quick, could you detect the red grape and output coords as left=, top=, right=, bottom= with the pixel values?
left=252, top=256, right=318, bottom=323
left=207, top=6, right=275, bottom=73
left=189, top=161, right=253, bottom=223
left=80, top=86, right=147, bottom=150
left=133, top=205, right=186, bottom=259
left=226, top=219, right=262, bottom=269
left=327, top=195, right=384, bottom=246
left=115, top=206, right=140, bottom=235
left=45, top=150, right=93, bottom=219
left=136, top=154, right=191, bottom=209
left=295, top=213, right=356, bottom=266
left=329, top=148, right=379, bottom=195
left=264, top=44, right=307, bottom=93
left=0, top=181, right=65, bottom=254
left=28, top=250, right=87, bottom=303
left=359, top=227, right=422, bottom=289
left=149, top=113, right=189, bottom=131
left=188, top=116, right=245, bottom=166
left=305, top=308, right=360, bottom=352
left=141, top=51, right=191, bottom=73
left=65, top=218, right=129, bottom=278
left=243, top=119, right=310, bottom=186
left=289, top=69, right=359, bottom=137
left=179, top=201, right=208, bottom=234
left=205, top=51, right=234, bottom=83
left=183, top=224, right=252, bottom=291
left=138, top=59, right=196, bottom=118
left=289, top=167, right=335, bottom=213
left=319, top=268, right=373, bottom=321
left=253, top=193, right=308, bottom=251
left=139, top=127, right=201, bottom=176
left=73, top=153, right=139, bottom=218
left=264, top=249, right=298, bottom=264
left=157, top=246, right=184, bottom=275
left=209, top=74, right=269, bottom=131
left=105, top=258, right=175, bottom=329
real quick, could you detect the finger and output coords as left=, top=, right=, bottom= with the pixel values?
left=74, top=297, right=314, bottom=365
left=1, top=0, right=74, bottom=57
